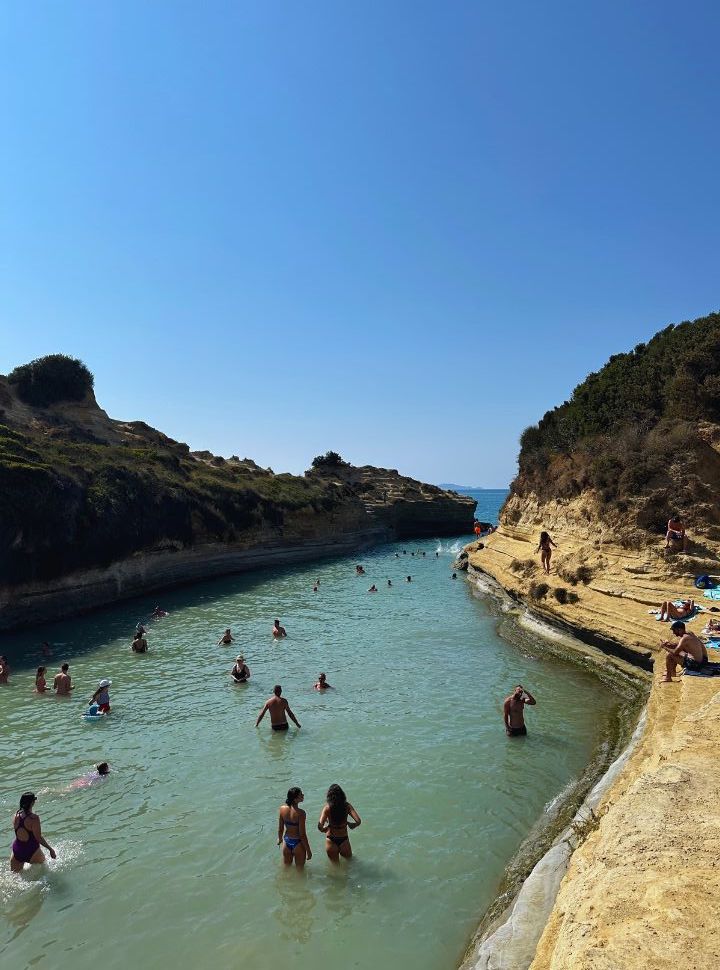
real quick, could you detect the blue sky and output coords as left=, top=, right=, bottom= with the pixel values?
left=2, top=2, right=718, bottom=487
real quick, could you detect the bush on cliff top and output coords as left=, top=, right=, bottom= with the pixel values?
left=311, top=451, right=347, bottom=469
left=8, top=354, right=94, bottom=407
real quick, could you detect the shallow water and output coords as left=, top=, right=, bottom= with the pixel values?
left=0, top=498, right=621, bottom=970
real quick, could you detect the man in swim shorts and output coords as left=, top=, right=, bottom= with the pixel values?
left=272, top=619, right=287, bottom=639
left=256, top=685, right=301, bottom=731
left=53, top=663, right=73, bottom=696
left=660, top=621, right=708, bottom=681
left=314, top=673, right=332, bottom=690
left=503, top=684, right=536, bottom=736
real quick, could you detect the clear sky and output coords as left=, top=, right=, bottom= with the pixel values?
left=2, top=2, right=718, bottom=487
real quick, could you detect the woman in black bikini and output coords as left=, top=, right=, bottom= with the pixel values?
left=277, top=787, right=311, bottom=867
left=230, top=655, right=250, bottom=683
left=318, top=784, right=361, bottom=861
left=536, top=531, right=557, bottom=574
left=10, top=791, right=56, bottom=872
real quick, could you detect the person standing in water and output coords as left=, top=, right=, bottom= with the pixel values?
left=34, top=666, right=48, bottom=694
left=503, top=685, right=537, bottom=736
left=256, top=685, right=300, bottom=731
left=218, top=629, right=234, bottom=646
left=536, top=532, right=557, bottom=574
left=272, top=619, right=287, bottom=639
left=53, top=663, right=73, bottom=696
left=314, top=673, right=332, bottom=690
left=90, top=679, right=112, bottom=714
left=230, top=655, right=250, bottom=683
left=278, top=787, right=312, bottom=867
left=10, top=792, right=56, bottom=872
left=0, top=656, right=10, bottom=685
left=318, top=784, right=361, bottom=861
left=132, top=631, right=148, bottom=652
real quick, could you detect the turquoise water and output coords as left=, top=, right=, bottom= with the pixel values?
left=0, top=494, right=621, bottom=970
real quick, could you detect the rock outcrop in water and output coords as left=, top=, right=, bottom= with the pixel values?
left=462, top=311, right=720, bottom=970
left=0, top=356, right=475, bottom=629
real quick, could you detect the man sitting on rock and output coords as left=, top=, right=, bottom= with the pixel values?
left=660, top=621, right=708, bottom=682
left=665, top=514, right=688, bottom=552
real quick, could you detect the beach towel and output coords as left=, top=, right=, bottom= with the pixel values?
left=683, top=662, right=720, bottom=677
left=704, top=590, right=720, bottom=600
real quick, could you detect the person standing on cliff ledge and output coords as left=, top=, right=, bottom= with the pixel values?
left=504, top=685, right=536, bottom=736
left=536, top=532, right=557, bottom=574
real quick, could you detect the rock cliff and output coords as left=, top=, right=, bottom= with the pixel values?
left=461, top=311, right=720, bottom=969
left=0, top=357, right=475, bottom=629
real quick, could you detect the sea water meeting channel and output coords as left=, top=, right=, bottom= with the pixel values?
left=1, top=492, right=634, bottom=970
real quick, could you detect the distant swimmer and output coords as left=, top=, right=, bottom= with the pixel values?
left=313, top=585, right=319, bottom=592
left=272, top=619, right=287, bottom=639
left=402, top=550, right=407, bottom=555
left=151, top=606, right=168, bottom=618
left=503, top=685, right=536, bottom=737
left=422, top=551, right=426, bottom=557
left=231, top=655, right=250, bottom=683
left=355, top=565, right=366, bottom=576
left=411, top=552, right=414, bottom=557
left=218, top=629, right=234, bottom=646
left=136, top=622, right=147, bottom=635
left=41, top=641, right=52, bottom=657
left=314, top=673, right=332, bottom=690
left=34, top=666, right=48, bottom=694
left=368, top=584, right=378, bottom=593
left=0, top=656, right=9, bottom=685
left=395, top=553, right=399, bottom=558
left=452, top=573, right=457, bottom=579
left=90, top=678, right=112, bottom=714
left=406, top=576, right=412, bottom=583
left=387, top=580, right=392, bottom=587
left=132, top=631, right=148, bottom=653
left=278, top=787, right=312, bottom=867
left=536, top=532, right=557, bottom=575
left=69, top=763, right=110, bottom=789
left=256, top=685, right=300, bottom=731
left=436, top=552, right=439, bottom=558
left=53, top=663, right=73, bottom=696
left=10, top=791, right=56, bottom=872
left=318, top=784, right=361, bottom=861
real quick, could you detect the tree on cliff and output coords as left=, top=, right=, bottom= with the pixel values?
left=8, top=354, right=94, bottom=407
left=311, top=451, right=347, bottom=469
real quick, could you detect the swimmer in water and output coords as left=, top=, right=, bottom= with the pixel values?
left=278, top=787, right=312, bottom=867
left=256, top=685, right=300, bottom=731
left=272, top=619, right=287, bottom=639
left=387, top=580, right=392, bottom=587
left=436, top=552, right=439, bottom=558
left=90, top=678, right=112, bottom=714
left=53, top=663, right=73, bottom=696
left=0, top=656, right=9, bottom=685
left=452, top=573, right=457, bottom=579
left=313, top=585, right=318, bottom=592
left=368, top=584, right=378, bottom=593
left=67, top=763, right=110, bottom=790
left=218, top=629, right=234, bottom=646
left=41, top=641, right=51, bottom=657
left=318, top=784, right=361, bottom=861
left=314, top=673, right=332, bottom=690
left=406, top=575, right=412, bottom=583
left=10, top=792, right=56, bottom=871
left=150, top=606, right=167, bottom=618
left=34, top=666, right=48, bottom=694
left=230, top=655, right=250, bottom=683
left=132, top=631, right=148, bottom=653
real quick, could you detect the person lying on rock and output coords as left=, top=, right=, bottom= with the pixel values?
left=660, top=621, right=708, bottom=682
left=658, top=598, right=695, bottom=622
left=665, top=515, right=688, bottom=552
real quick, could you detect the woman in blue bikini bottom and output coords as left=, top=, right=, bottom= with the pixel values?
left=277, top=787, right=311, bottom=867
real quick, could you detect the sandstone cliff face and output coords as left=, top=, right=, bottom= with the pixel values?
left=467, top=498, right=720, bottom=970
left=0, top=376, right=475, bottom=629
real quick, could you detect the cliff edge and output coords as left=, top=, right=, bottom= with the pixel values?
left=0, top=355, right=475, bottom=629
left=465, top=311, right=720, bottom=969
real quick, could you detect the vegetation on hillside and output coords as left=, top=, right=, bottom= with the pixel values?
left=310, top=451, right=347, bottom=469
left=512, top=311, right=720, bottom=535
left=8, top=354, right=94, bottom=407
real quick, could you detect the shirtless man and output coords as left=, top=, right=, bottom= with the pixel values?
left=218, top=629, right=234, bottom=646
left=666, top=515, right=688, bottom=552
left=314, top=673, right=332, bottom=691
left=503, top=684, right=536, bottom=736
left=272, top=619, right=287, bottom=639
left=661, top=620, right=708, bottom=682
left=53, top=663, right=73, bottom=696
left=256, top=685, right=300, bottom=731
left=132, top=631, right=148, bottom=652
left=0, top=656, right=9, bottom=685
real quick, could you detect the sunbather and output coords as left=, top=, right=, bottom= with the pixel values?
left=658, top=598, right=695, bottom=622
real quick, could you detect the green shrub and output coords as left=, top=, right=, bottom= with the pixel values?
left=529, top=581, right=549, bottom=600
left=311, top=451, right=346, bottom=469
left=553, top=587, right=568, bottom=604
left=8, top=354, right=94, bottom=407
left=575, top=565, right=593, bottom=584
left=567, top=591, right=579, bottom=604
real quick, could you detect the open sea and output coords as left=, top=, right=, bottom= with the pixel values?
left=0, top=489, right=623, bottom=970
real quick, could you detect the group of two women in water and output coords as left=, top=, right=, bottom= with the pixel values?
left=279, top=784, right=361, bottom=868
